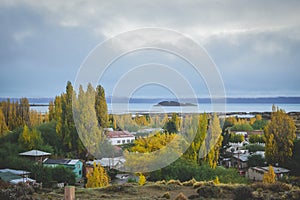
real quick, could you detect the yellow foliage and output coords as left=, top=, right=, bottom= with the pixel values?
left=213, top=176, right=220, bottom=185
left=138, top=173, right=146, bottom=186
left=263, top=165, right=276, bottom=184
left=86, top=162, right=110, bottom=188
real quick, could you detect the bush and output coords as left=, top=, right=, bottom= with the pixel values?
left=233, top=186, right=253, bottom=200
left=197, top=184, right=221, bottom=198
left=231, top=124, right=253, bottom=131
left=167, top=179, right=182, bottom=186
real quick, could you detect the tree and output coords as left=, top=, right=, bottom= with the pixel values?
left=229, top=134, right=244, bottom=143
left=138, top=173, right=146, bottom=186
left=263, top=165, right=276, bottom=184
left=265, top=107, right=296, bottom=166
left=203, top=113, right=223, bottom=168
left=95, top=85, right=109, bottom=128
left=86, top=162, right=109, bottom=188
left=231, top=124, right=253, bottom=131
left=248, top=154, right=265, bottom=167
left=248, top=134, right=265, bottom=143
left=0, top=109, right=8, bottom=136
left=18, top=125, right=43, bottom=150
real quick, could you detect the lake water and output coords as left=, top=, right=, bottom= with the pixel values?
left=31, top=103, right=300, bottom=114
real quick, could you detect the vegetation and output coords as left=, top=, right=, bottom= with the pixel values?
left=229, top=133, right=244, bottom=143
left=138, top=173, right=146, bottom=186
left=263, top=165, right=276, bottom=184
left=248, top=134, right=265, bottom=143
left=86, top=162, right=110, bottom=188
left=265, top=106, right=296, bottom=166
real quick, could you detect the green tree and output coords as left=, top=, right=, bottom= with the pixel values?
left=229, top=134, right=244, bottom=143
left=265, top=107, right=296, bottom=166
left=248, top=154, right=265, bottom=167
left=18, top=125, right=43, bottom=150
left=95, top=85, right=109, bottom=128
left=231, top=124, right=253, bottom=131
left=248, top=134, right=265, bottom=143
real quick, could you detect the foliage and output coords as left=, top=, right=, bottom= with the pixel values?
left=265, top=106, right=296, bottom=166
left=248, top=154, right=265, bottom=167
left=231, top=124, right=253, bottom=131
left=18, top=125, right=43, bottom=150
left=149, top=158, right=247, bottom=184
left=95, top=85, right=109, bottom=128
left=86, top=162, right=110, bottom=188
left=184, top=113, right=207, bottom=163
left=287, top=139, right=300, bottom=176
left=51, top=166, right=76, bottom=185
left=0, top=109, right=8, bottom=136
left=251, top=119, right=268, bottom=130
left=164, top=113, right=181, bottom=133
left=138, top=173, right=146, bottom=186
left=245, top=144, right=265, bottom=152
left=229, top=133, right=244, bottom=143
left=263, top=165, right=276, bottom=184
left=248, top=134, right=265, bottom=143
left=233, top=186, right=253, bottom=200
left=203, top=113, right=223, bottom=168
left=213, top=176, right=220, bottom=184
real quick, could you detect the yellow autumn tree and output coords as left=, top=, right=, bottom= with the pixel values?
left=86, top=162, right=110, bottom=188
left=138, top=173, right=146, bottom=186
left=263, top=165, right=276, bottom=184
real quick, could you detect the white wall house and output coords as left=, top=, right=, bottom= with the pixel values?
left=106, top=131, right=135, bottom=145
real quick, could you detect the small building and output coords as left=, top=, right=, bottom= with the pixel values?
left=106, top=131, right=135, bottom=145
left=43, top=158, right=83, bottom=180
left=0, top=168, right=36, bottom=185
left=19, top=149, right=51, bottom=162
left=247, top=166, right=290, bottom=181
left=86, top=156, right=125, bottom=170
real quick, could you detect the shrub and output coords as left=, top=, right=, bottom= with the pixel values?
left=182, top=178, right=197, bottom=186
left=197, top=185, right=221, bottom=198
left=161, top=192, right=170, bottom=199
left=174, top=192, right=188, bottom=200
left=138, top=173, right=146, bottom=186
left=167, top=179, right=182, bottom=186
left=233, top=186, right=253, bottom=200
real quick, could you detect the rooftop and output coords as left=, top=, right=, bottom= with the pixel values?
left=19, top=150, right=51, bottom=157
left=43, top=158, right=81, bottom=165
left=106, top=131, right=135, bottom=138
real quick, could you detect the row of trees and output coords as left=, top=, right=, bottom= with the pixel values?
left=0, top=98, right=47, bottom=136
left=48, top=81, right=109, bottom=158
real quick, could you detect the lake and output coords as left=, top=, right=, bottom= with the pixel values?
left=31, top=103, right=300, bottom=114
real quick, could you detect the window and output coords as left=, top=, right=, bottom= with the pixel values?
left=131, top=139, right=134, bottom=143
left=79, top=170, right=82, bottom=175
left=122, top=140, right=125, bottom=144
left=127, top=139, right=130, bottom=143
left=117, top=140, right=121, bottom=144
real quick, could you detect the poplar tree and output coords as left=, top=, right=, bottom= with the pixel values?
left=0, top=109, right=8, bottom=135
left=95, top=85, right=109, bottom=128
left=265, top=107, right=296, bottom=166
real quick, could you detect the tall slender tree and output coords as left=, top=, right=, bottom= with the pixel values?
left=95, top=85, right=109, bottom=128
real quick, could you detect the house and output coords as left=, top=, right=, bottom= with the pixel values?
left=247, top=166, right=290, bottom=181
left=19, top=149, right=51, bottom=162
left=86, top=156, right=126, bottom=170
left=0, top=168, right=36, bottom=185
left=43, top=158, right=83, bottom=179
left=106, top=131, right=135, bottom=145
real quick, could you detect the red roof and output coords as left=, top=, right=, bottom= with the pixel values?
left=106, top=131, right=135, bottom=138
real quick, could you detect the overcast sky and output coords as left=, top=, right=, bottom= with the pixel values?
left=0, top=0, right=300, bottom=98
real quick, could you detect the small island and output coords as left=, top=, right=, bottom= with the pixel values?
left=155, top=101, right=197, bottom=107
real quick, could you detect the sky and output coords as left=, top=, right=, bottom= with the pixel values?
left=0, top=0, right=300, bottom=98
